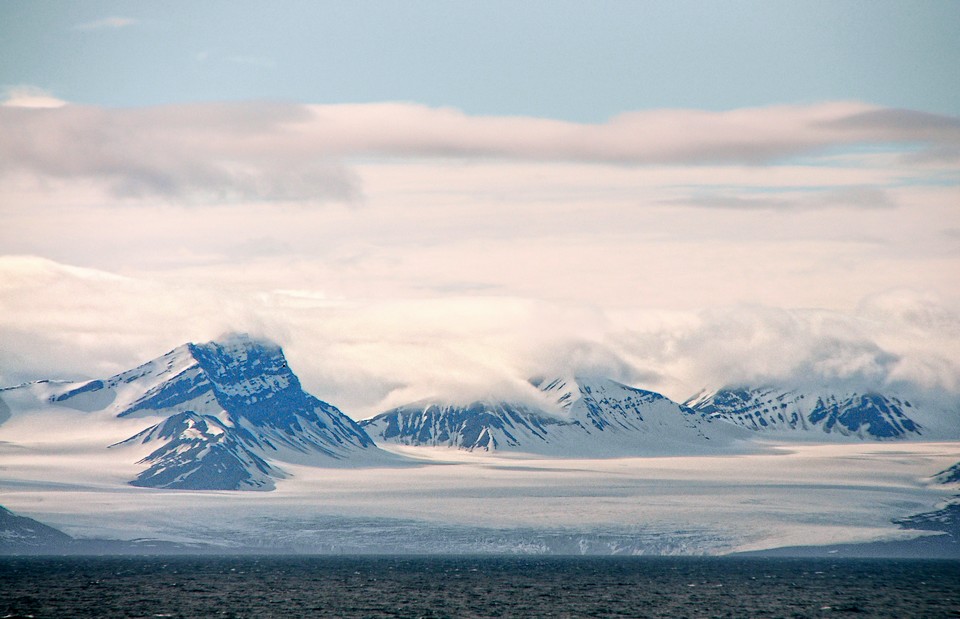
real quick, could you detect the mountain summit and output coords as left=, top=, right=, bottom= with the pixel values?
left=38, top=334, right=382, bottom=489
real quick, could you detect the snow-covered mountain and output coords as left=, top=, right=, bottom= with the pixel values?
left=685, top=385, right=957, bottom=441
left=0, top=334, right=385, bottom=490
left=0, top=505, right=73, bottom=550
left=3, top=336, right=955, bottom=493
left=363, top=376, right=751, bottom=455
left=114, top=411, right=286, bottom=490
left=362, top=400, right=566, bottom=451
left=934, top=462, right=960, bottom=485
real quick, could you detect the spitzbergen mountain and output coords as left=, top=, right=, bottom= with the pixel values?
left=0, top=505, right=73, bottom=550
left=1, top=338, right=956, bottom=492
left=362, top=376, right=751, bottom=455
left=361, top=400, right=566, bottom=452
left=0, top=505, right=222, bottom=554
left=685, top=385, right=957, bottom=441
left=0, top=335, right=383, bottom=490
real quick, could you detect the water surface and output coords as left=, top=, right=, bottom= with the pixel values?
left=1, top=556, right=958, bottom=618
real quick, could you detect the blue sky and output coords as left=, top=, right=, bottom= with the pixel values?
left=2, top=1, right=959, bottom=120
left=1, top=1, right=959, bottom=409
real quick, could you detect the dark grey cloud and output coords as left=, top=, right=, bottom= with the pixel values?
left=943, top=228, right=960, bottom=239
left=0, top=103, right=358, bottom=204
left=826, top=107, right=960, bottom=137
left=668, top=186, right=897, bottom=211
left=823, top=108, right=960, bottom=163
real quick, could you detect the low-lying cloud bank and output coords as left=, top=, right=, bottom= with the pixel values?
left=1, top=100, right=958, bottom=205
left=1, top=256, right=956, bottom=417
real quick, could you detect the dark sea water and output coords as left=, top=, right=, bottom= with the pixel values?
left=1, top=556, right=958, bottom=618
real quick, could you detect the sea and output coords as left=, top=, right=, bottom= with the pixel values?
left=1, top=556, right=958, bottom=618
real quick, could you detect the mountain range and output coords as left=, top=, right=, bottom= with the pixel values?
left=0, top=334, right=955, bottom=492
left=362, top=376, right=750, bottom=456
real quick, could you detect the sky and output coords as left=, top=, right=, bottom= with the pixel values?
left=1, top=1, right=959, bottom=417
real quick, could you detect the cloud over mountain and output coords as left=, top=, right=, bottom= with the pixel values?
left=1, top=255, right=957, bottom=417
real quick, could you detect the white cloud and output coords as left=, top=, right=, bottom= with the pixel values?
left=0, top=256, right=237, bottom=384
left=1, top=86, right=67, bottom=109
left=1, top=256, right=957, bottom=419
left=586, top=304, right=960, bottom=404
left=300, top=101, right=960, bottom=164
left=73, top=16, right=138, bottom=31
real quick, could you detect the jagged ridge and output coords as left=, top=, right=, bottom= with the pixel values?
left=0, top=505, right=73, bottom=549
left=364, top=376, right=748, bottom=455
left=363, top=401, right=565, bottom=450
left=115, top=411, right=284, bottom=490
left=49, top=334, right=382, bottom=490
left=685, top=386, right=924, bottom=439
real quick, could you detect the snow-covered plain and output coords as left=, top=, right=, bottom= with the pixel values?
left=1, top=430, right=957, bottom=554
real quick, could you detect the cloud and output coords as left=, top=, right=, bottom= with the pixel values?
left=824, top=108, right=960, bottom=141
left=73, top=16, right=138, bottom=31
left=1, top=86, right=67, bottom=109
left=0, top=255, right=274, bottom=386
left=670, top=186, right=897, bottom=211
left=1, top=101, right=957, bottom=206
left=295, top=101, right=960, bottom=164
left=607, top=297, right=960, bottom=398
left=0, top=103, right=359, bottom=204
left=2, top=256, right=958, bottom=419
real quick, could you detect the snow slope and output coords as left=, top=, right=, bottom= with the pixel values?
left=0, top=334, right=386, bottom=490
left=362, top=400, right=567, bottom=451
left=0, top=505, right=73, bottom=550
left=363, top=376, right=752, bottom=456
left=113, top=411, right=285, bottom=490
left=686, top=385, right=959, bottom=441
